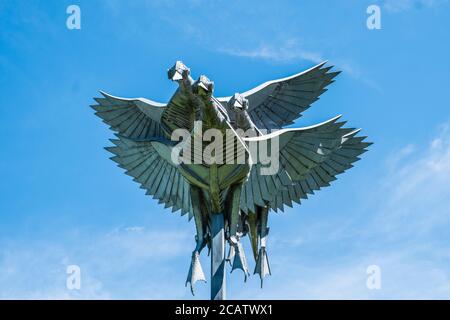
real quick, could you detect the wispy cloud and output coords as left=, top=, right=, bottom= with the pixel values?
left=0, top=243, right=110, bottom=299
left=219, top=38, right=323, bottom=64
left=242, top=121, right=450, bottom=299
left=239, top=248, right=450, bottom=299
left=2, top=123, right=449, bottom=299
left=385, top=143, right=416, bottom=171
left=0, top=226, right=193, bottom=299
left=383, top=0, right=448, bottom=13
left=376, top=122, right=450, bottom=237
left=99, top=0, right=381, bottom=93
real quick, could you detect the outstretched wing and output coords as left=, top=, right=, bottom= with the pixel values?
left=239, top=162, right=294, bottom=215
left=91, top=91, right=166, bottom=139
left=218, top=62, right=339, bottom=130
left=106, top=135, right=195, bottom=218
left=267, top=129, right=371, bottom=212
left=240, top=116, right=371, bottom=213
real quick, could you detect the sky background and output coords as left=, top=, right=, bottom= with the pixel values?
left=1, top=0, right=450, bottom=299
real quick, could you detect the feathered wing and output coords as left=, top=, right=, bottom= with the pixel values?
left=92, top=91, right=195, bottom=216
left=218, top=62, right=340, bottom=130
left=106, top=135, right=195, bottom=218
left=91, top=91, right=166, bottom=139
left=240, top=116, right=371, bottom=213
left=239, top=162, right=294, bottom=215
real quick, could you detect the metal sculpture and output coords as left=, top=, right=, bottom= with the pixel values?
left=91, top=61, right=371, bottom=300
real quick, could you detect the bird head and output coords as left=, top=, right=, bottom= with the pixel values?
left=194, top=75, right=214, bottom=96
left=167, top=61, right=190, bottom=82
left=228, top=93, right=248, bottom=112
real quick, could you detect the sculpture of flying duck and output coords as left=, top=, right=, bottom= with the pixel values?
left=91, top=61, right=371, bottom=300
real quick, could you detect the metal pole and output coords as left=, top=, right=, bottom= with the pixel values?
left=210, top=213, right=226, bottom=300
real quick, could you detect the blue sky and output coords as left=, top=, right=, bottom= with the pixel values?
left=1, top=0, right=450, bottom=299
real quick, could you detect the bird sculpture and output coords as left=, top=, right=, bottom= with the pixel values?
left=91, top=60, right=371, bottom=300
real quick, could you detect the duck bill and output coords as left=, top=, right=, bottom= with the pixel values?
left=171, top=71, right=183, bottom=81
left=233, top=101, right=243, bottom=110
left=198, top=82, right=208, bottom=91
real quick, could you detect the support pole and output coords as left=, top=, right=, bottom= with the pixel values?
left=210, top=213, right=226, bottom=300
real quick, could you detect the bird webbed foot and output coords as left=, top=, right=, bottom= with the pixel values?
left=228, top=237, right=250, bottom=282
left=254, top=247, right=271, bottom=288
left=185, top=251, right=206, bottom=296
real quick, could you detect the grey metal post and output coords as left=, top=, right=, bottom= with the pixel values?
left=210, top=213, right=226, bottom=300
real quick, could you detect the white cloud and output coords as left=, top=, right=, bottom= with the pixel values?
left=124, top=226, right=145, bottom=233
left=376, top=123, right=450, bottom=237
left=0, top=244, right=110, bottom=299
left=237, top=121, right=450, bottom=299
left=385, top=143, right=416, bottom=171
left=219, top=39, right=383, bottom=92
left=383, top=0, right=448, bottom=13
left=219, top=39, right=324, bottom=64
left=0, top=227, right=193, bottom=299
left=3, top=122, right=450, bottom=299
left=100, top=226, right=191, bottom=261
left=242, top=248, right=450, bottom=299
